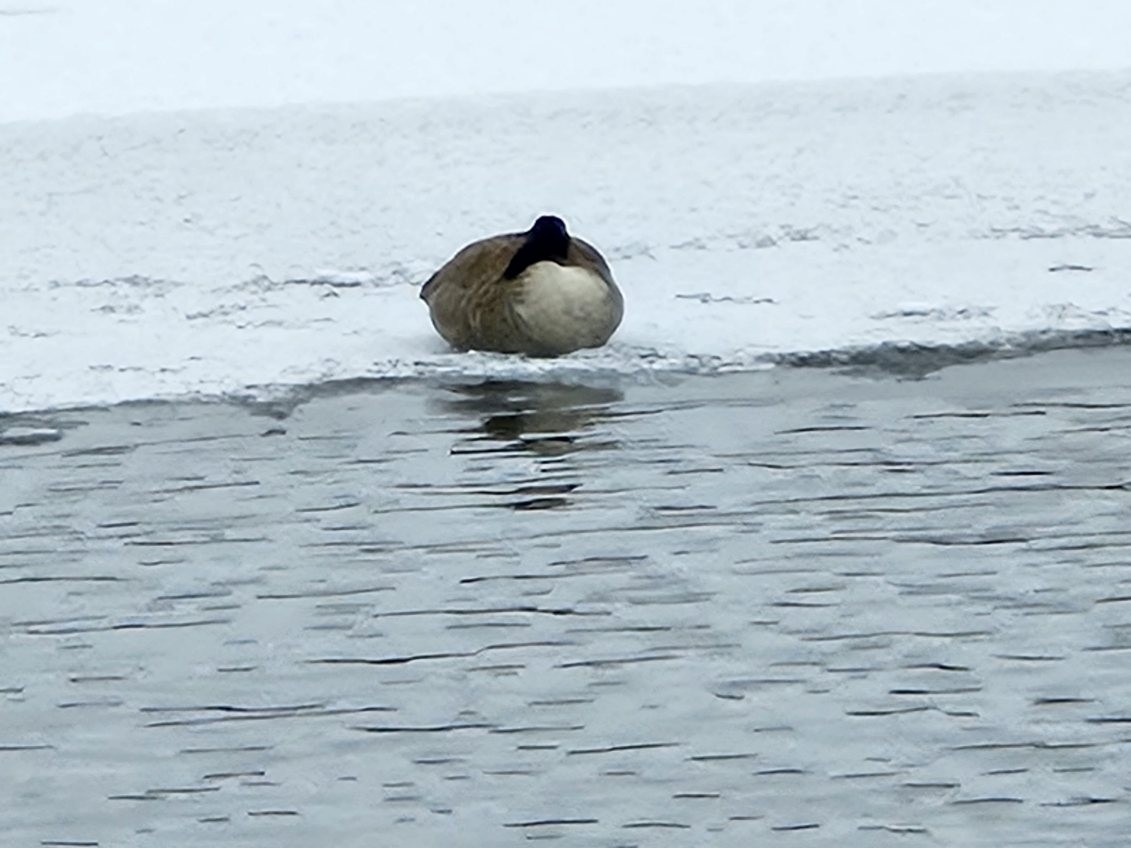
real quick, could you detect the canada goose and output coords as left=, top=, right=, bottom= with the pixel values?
left=420, top=215, right=624, bottom=356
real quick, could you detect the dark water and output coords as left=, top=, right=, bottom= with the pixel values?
left=2, top=350, right=1131, bottom=846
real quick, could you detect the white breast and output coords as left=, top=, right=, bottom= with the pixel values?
left=513, top=261, right=620, bottom=354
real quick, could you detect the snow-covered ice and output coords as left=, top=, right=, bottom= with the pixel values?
left=4, top=70, right=1131, bottom=412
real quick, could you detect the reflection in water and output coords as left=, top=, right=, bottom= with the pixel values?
left=435, top=380, right=625, bottom=510
left=440, top=381, right=624, bottom=457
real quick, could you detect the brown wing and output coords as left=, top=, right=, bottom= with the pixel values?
left=419, top=232, right=527, bottom=351
left=419, top=232, right=523, bottom=303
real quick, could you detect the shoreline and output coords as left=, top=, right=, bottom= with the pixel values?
left=7, top=66, right=1131, bottom=127
left=5, top=332, right=1131, bottom=423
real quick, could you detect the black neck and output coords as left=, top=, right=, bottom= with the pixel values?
left=503, top=216, right=570, bottom=279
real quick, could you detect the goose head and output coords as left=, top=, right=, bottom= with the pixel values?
left=503, top=215, right=572, bottom=279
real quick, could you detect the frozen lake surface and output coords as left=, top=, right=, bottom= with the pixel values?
left=4, top=69, right=1131, bottom=413
left=3, top=349, right=1131, bottom=846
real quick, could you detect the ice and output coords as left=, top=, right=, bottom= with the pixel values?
left=3, top=72, right=1131, bottom=412
left=3, top=2, right=1131, bottom=413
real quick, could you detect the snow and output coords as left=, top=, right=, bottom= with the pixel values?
left=3, top=0, right=1131, bottom=122
left=4, top=71, right=1131, bottom=413
left=2, top=2, right=1131, bottom=413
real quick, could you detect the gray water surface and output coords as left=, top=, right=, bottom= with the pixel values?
left=3, top=350, right=1131, bottom=846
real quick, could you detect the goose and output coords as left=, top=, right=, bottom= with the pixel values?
left=419, top=215, right=623, bottom=356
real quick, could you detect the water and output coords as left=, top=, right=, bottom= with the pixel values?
left=3, top=349, right=1130, bottom=846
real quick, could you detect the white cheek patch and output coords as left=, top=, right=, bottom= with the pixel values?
left=513, top=262, right=616, bottom=352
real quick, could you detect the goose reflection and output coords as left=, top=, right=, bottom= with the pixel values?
left=442, top=380, right=623, bottom=456
left=436, top=380, right=624, bottom=510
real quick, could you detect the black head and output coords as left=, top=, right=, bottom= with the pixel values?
left=503, top=215, right=571, bottom=279
left=530, top=215, right=568, bottom=245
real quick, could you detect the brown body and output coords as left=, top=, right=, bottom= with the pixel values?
left=420, top=218, right=624, bottom=357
